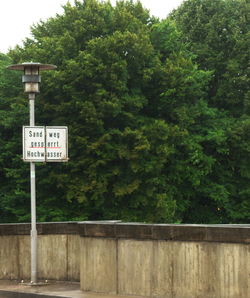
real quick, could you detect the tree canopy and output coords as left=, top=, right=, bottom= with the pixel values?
left=0, top=0, right=249, bottom=223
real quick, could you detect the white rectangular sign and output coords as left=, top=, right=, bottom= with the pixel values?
left=23, top=126, right=46, bottom=162
left=23, top=126, right=68, bottom=162
left=46, top=126, right=68, bottom=162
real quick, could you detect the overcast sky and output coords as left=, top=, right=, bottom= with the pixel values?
left=0, top=0, right=184, bottom=53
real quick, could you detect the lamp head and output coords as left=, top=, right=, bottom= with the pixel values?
left=7, top=62, right=56, bottom=93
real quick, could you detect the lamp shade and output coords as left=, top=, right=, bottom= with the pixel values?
left=7, top=62, right=57, bottom=71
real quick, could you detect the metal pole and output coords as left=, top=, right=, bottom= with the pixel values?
left=29, top=93, right=37, bottom=284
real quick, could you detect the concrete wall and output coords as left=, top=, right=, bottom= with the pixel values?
left=115, top=240, right=248, bottom=298
left=0, top=222, right=249, bottom=298
left=79, top=223, right=250, bottom=298
left=0, top=222, right=80, bottom=281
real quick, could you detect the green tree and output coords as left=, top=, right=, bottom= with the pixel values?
left=4, top=0, right=214, bottom=223
left=171, top=0, right=250, bottom=222
left=171, top=0, right=250, bottom=116
left=3, top=0, right=248, bottom=224
left=0, top=54, right=30, bottom=222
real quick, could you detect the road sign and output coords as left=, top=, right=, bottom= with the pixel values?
left=23, top=126, right=68, bottom=162
left=46, top=126, right=68, bottom=162
left=23, top=126, right=46, bottom=162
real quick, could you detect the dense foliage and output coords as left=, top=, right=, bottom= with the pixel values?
left=0, top=0, right=249, bottom=223
left=170, top=0, right=250, bottom=221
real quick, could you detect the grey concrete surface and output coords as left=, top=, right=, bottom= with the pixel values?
left=0, top=281, right=142, bottom=298
left=1, top=222, right=249, bottom=297
left=0, top=235, right=80, bottom=281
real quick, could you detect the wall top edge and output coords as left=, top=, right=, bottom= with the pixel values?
left=0, top=221, right=249, bottom=244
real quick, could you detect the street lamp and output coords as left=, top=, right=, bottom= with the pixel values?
left=7, top=62, right=56, bottom=284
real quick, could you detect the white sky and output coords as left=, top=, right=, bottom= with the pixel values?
left=0, top=0, right=184, bottom=53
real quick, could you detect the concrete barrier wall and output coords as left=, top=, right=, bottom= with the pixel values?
left=79, top=222, right=250, bottom=298
left=0, top=223, right=80, bottom=281
left=0, top=222, right=249, bottom=297
left=102, top=239, right=248, bottom=298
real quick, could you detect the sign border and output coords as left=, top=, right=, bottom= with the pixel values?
left=22, top=126, right=68, bottom=162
